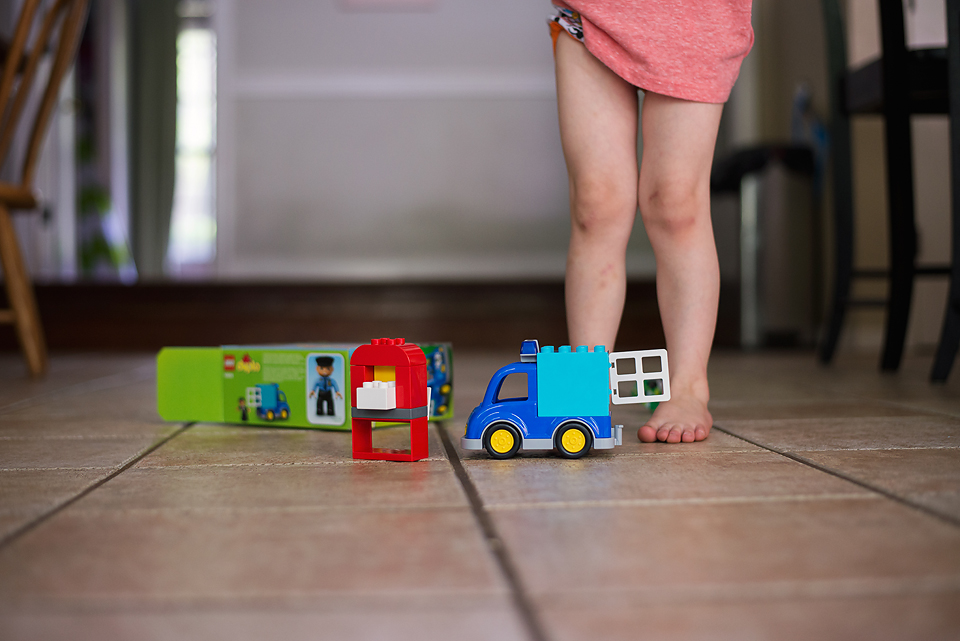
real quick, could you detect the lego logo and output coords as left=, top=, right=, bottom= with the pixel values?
left=224, top=355, right=236, bottom=371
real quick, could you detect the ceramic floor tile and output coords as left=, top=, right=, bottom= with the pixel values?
left=2, top=377, right=161, bottom=424
left=77, top=460, right=468, bottom=511
left=535, top=592, right=960, bottom=641
left=493, top=498, right=960, bottom=594
left=4, top=350, right=960, bottom=641
left=0, top=355, right=155, bottom=409
left=0, top=595, right=528, bottom=641
left=0, top=469, right=108, bottom=512
left=716, top=415, right=960, bottom=452
left=708, top=377, right=847, bottom=404
left=912, top=491, right=960, bottom=520
left=0, top=508, right=503, bottom=604
left=0, top=512, right=40, bottom=541
left=0, top=417, right=180, bottom=440
left=607, top=424, right=762, bottom=456
left=0, top=436, right=165, bottom=470
left=139, top=423, right=446, bottom=467
left=799, top=449, right=960, bottom=521
left=710, top=400, right=930, bottom=422
left=463, top=451, right=869, bottom=508
left=446, top=419, right=760, bottom=463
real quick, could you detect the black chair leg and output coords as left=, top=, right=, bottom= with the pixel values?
left=819, top=185, right=853, bottom=364
left=932, top=295, right=960, bottom=381
left=819, top=106, right=855, bottom=364
left=932, top=0, right=960, bottom=382
left=879, top=109, right=917, bottom=372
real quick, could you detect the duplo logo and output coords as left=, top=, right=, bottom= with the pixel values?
left=237, top=354, right=261, bottom=374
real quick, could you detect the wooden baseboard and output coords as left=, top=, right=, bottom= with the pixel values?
left=0, top=281, right=739, bottom=351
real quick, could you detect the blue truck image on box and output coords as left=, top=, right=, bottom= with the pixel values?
left=462, top=340, right=670, bottom=459
left=246, top=383, right=291, bottom=421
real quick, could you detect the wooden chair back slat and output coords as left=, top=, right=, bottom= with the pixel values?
left=0, top=0, right=89, bottom=191
left=0, top=0, right=41, bottom=123
left=0, top=0, right=70, bottom=169
left=22, top=0, right=88, bottom=187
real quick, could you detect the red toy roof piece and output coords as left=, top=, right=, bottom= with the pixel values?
left=351, top=338, right=427, bottom=367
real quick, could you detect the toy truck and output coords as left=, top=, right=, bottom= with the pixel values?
left=462, top=340, right=670, bottom=459
left=246, top=383, right=291, bottom=421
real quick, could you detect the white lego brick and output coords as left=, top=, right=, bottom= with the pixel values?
left=355, top=380, right=397, bottom=410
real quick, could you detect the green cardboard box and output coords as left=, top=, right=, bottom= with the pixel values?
left=157, top=343, right=453, bottom=430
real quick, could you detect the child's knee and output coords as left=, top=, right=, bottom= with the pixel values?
left=637, top=179, right=707, bottom=237
left=569, top=175, right=636, bottom=236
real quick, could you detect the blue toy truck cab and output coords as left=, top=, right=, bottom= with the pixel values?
left=462, top=340, right=670, bottom=459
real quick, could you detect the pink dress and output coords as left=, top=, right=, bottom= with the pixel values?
left=554, top=1, right=754, bottom=104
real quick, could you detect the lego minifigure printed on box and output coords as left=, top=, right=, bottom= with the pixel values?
left=157, top=343, right=453, bottom=430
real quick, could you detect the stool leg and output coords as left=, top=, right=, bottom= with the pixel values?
left=932, top=0, right=960, bottom=383
left=932, top=296, right=960, bottom=381
left=0, top=204, right=47, bottom=376
left=819, top=223, right=852, bottom=363
left=880, top=111, right=916, bottom=372
left=819, top=113, right=855, bottom=364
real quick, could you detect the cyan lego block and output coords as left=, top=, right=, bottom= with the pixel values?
left=537, top=345, right=610, bottom=417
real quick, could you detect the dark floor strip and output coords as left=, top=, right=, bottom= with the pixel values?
left=436, top=425, right=550, bottom=641
left=714, top=425, right=960, bottom=528
left=0, top=423, right=195, bottom=550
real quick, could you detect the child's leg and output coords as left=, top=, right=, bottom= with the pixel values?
left=555, top=33, right=640, bottom=351
left=637, top=91, right=723, bottom=443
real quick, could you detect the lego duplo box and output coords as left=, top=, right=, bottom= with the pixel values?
left=157, top=343, right=453, bottom=430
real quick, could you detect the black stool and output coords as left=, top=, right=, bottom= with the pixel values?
left=818, top=0, right=959, bottom=381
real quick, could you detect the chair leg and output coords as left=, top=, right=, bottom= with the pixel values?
left=932, top=293, right=960, bottom=381
left=880, top=109, right=917, bottom=372
left=820, top=114, right=855, bottom=364
left=0, top=204, right=47, bottom=376
left=818, top=214, right=853, bottom=364
left=932, top=0, right=960, bottom=382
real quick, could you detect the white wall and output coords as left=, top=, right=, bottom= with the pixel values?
left=214, top=0, right=655, bottom=281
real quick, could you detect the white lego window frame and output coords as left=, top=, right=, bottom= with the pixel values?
left=608, top=349, right=671, bottom=405
left=246, top=386, right=262, bottom=408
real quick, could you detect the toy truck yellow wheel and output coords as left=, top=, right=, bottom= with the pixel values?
left=555, top=422, right=593, bottom=459
left=483, top=423, right=521, bottom=459
left=280, top=409, right=289, bottom=419
left=266, top=409, right=275, bottom=420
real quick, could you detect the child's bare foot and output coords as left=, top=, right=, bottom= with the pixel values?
left=638, top=390, right=712, bottom=443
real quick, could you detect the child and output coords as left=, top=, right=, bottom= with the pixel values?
left=550, top=2, right=754, bottom=443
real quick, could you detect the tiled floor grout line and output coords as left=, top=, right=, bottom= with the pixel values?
left=0, top=423, right=195, bottom=550
left=713, top=425, right=960, bottom=528
left=436, top=424, right=550, bottom=641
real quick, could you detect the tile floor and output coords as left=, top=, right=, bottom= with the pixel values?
left=0, top=349, right=959, bottom=640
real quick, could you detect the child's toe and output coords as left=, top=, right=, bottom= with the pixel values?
left=638, top=424, right=659, bottom=442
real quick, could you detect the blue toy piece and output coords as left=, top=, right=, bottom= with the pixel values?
left=537, top=344, right=610, bottom=417
left=462, top=340, right=670, bottom=459
left=425, top=345, right=452, bottom=417
left=252, top=383, right=290, bottom=421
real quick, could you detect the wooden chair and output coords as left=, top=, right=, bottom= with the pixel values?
left=818, top=0, right=959, bottom=381
left=0, top=0, right=89, bottom=376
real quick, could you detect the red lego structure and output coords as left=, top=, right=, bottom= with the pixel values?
left=351, top=338, right=429, bottom=462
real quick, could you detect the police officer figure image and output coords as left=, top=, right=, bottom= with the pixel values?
left=309, top=356, right=342, bottom=416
